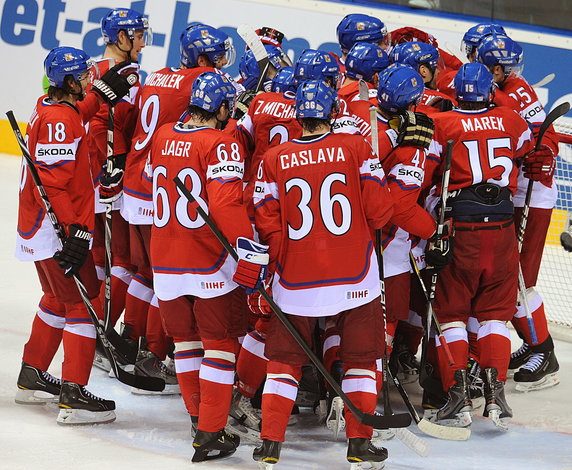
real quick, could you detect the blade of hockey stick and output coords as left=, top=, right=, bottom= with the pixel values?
left=516, top=101, right=570, bottom=344
left=532, top=73, right=555, bottom=88
left=174, top=176, right=410, bottom=430
left=6, top=110, right=163, bottom=391
left=237, top=24, right=270, bottom=92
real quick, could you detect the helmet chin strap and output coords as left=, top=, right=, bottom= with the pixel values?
left=115, top=32, right=135, bottom=62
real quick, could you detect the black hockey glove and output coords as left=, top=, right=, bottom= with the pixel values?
left=425, top=219, right=454, bottom=274
left=389, top=110, right=434, bottom=149
left=53, top=224, right=92, bottom=278
left=100, top=154, right=127, bottom=204
left=233, top=90, right=257, bottom=120
left=92, top=61, right=139, bottom=105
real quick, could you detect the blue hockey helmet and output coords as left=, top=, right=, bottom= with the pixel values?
left=295, top=79, right=338, bottom=119
left=101, top=8, right=152, bottom=45
left=462, top=23, right=506, bottom=59
left=476, top=34, right=524, bottom=78
left=336, top=13, right=389, bottom=53
left=391, top=41, right=439, bottom=73
left=454, top=63, right=495, bottom=102
left=377, top=63, right=424, bottom=113
left=345, top=42, right=390, bottom=82
left=271, top=67, right=297, bottom=95
left=44, top=46, right=92, bottom=88
left=190, top=71, right=237, bottom=115
left=239, top=44, right=286, bottom=90
left=294, top=49, right=340, bottom=88
left=180, top=25, right=236, bottom=68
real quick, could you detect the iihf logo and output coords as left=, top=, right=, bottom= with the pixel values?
left=346, top=289, right=369, bottom=299
left=201, top=281, right=225, bottom=289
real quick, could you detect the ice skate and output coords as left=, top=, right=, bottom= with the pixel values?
left=15, top=362, right=61, bottom=405
left=253, top=439, right=282, bottom=469
left=389, top=342, right=420, bottom=385
left=467, top=357, right=484, bottom=410
left=57, top=381, right=116, bottom=425
left=296, top=364, right=320, bottom=408
left=227, top=388, right=262, bottom=444
left=432, top=369, right=472, bottom=428
left=347, top=437, right=388, bottom=470
left=326, top=395, right=346, bottom=439
left=131, top=349, right=179, bottom=395
left=93, top=340, right=112, bottom=372
left=514, top=350, right=559, bottom=392
left=481, top=367, right=512, bottom=431
left=507, top=342, right=531, bottom=378
left=191, top=428, right=239, bottom=462
left=421, top=387, right=447, bottom=420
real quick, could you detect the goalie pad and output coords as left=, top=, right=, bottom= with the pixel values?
left=389, top=111, right=434, bottom=149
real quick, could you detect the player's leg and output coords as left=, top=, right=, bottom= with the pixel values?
left=338, top=299, right=388, bottom=467
left=16, top=262, right=65, bottom=405
left=192, top=287, right=248, bottom=462
left=511, top=207, right=559, bottom=389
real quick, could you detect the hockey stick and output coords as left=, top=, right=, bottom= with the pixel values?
left=516, top=101, right=570, bottom=344
left=103, top=105, right=114, bottom=333
left=531, top=73, right=555, bottom=88
left=237, top=24, right=271, bottom=93
left=6, top=110, right=164, bottom=392
left=173, top=176, right=410, bottom=430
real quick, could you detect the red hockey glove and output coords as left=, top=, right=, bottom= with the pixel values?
left=247, top=279, right=273, bottom=318
left=425, top=219, right=454, bottom=274
left=99, top=154, right=126, bottom=204
left=233, top=237, right=269, bottom=294
left=523, top=144, right=556, bottom=186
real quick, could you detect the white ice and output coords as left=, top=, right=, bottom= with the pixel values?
left=1, top=154, right=571, bottom=470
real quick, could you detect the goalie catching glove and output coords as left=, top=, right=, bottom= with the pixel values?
left=99, top=154, right=126, bottom=204
left=389, top=110, right=434, bottom=149
left=425, top=219, right=454, bottom=273
left=523, top=144, right=555, bottom=186
left=91, top=61, right=139, bottom=105
left=53, top=224, right=92, bottom=278
left=233, top=237, right=269, bottom=294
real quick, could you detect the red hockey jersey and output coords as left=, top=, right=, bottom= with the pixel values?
left=122, top=66, right=214, bottom=225
left=150, top=123, right=253, bottom=300
left=16, top=94, right=101, bottom=261
left=254, top=132, right=393, bottom=316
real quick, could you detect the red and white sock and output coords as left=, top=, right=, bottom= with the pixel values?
left=512, top=287, right=550, bottom=346
left=237, top=329, right=268, bottom=398
left=477, top=320, right=511, bottom=381
left=342, top=363, right=377, bottom=439
left=62, top=300, right=97, bottom=385
left=436, top=322, right=468, bottom=391
left=123, top=274, right=153, bottom=340
left=174, top=339, right=204, bottom=418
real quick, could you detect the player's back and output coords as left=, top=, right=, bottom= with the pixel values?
left=122, top=66, right=212, bottom=224
left=255, top=132, right=392, bottom=315
left=432, top=106, right=533, bottom=193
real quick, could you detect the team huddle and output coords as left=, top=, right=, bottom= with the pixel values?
left=14, top=7, right=565, bottom=469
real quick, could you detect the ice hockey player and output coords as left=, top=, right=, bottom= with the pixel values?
left=149, top=71, right=266, bottom=462
left=428, top=62, right=535, bottom=430
left=251, top=79, right=393, bottom=468
left=89, top=8, right=151, bottom=370
left=477, top=34, right=561, bottom=392
left=336, top=13, right=390, bottom=67
left=391, top=41, right=456, bottom=114
left=15, top=46, right=139, bottom=423
left=121, top=23, right=237, bottom=394
left=338, top=41, right=390, bottom=104
left=238, top=44, right=290, bottom=92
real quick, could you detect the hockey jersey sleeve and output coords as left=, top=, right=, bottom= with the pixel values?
left=384, top=146, right=436, bottom=240
left=357, top=141, right=394, bottom=230
left=252, top=152, right=282, bottom=271
left=32, top=112, right=83, bottom=229
left=205, top=136, right=253, bottom=244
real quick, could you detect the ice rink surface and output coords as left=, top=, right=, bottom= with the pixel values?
left=1, top=154, right=571, bottom=470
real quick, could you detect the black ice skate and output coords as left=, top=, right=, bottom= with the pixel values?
left=191, top=428, right=240, bottom=462
left=227, top=388, right=262, bottom=444
left=467, top=357, right=484, bottom=409
left=253, top=439, right=282, bottom=469
left=389, top=340, right=420, bottom=385
left=347, top=437, right=388, bottom=470
left=508, top=342, right=532, bottom=377
left=57, top=381, right=116, bottom=425
left=514, top=349, right=559, bottom=392
left=421, top=387, right=447, bottom=420
left=432, top=369, right=472, bottom=428
left=15, top=362, right=61, bottom=405
left=481, top=367, right=512, bottom=431
left=132, top=349, right=179, bottom=395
